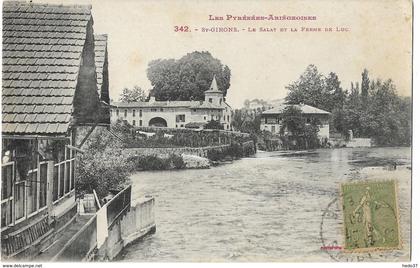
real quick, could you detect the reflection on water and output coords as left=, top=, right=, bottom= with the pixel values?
left=120, top=147, right=411, bottom=262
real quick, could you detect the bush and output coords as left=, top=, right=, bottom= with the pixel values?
left=207, top=148, right=225, bottom=161
left=76, top=128, right=135, bottom=199
left=170, top=154, right=186, bottom=169
left=226, top=142, right=243, bottom=159
left=129, top=154, right=186, bottom=170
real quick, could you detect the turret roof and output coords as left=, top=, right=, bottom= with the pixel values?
left=205, top=75, right=223, bottom=94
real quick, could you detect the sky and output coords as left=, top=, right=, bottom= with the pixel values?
left=35, top=0, right=412, bottom=108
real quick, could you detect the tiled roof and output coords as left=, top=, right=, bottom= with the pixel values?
left=2, top=1, right=92, bottom=136
left=205, top=76, right=223, bottom=94
left=262, top=104, right=331, bottom=115
left=94, top=34, right=107, bottom=98
left=111, top=100, right=224, bottom=110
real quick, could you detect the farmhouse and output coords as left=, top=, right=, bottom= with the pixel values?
left=111, top=76, right=234, bottom=130
left=1, top=1, right=109, bottom=260
left=260, top=103, right=330, bottom=140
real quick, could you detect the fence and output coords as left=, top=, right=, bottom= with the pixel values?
left=106, top=186, right=132, bottom=228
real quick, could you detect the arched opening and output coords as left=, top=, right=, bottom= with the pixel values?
left=149, top=117, right=167, bottom=127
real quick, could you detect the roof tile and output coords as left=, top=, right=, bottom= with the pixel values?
left=2, top=1, right=95, bottom=135
left=35, top=123, right=48, bottom=133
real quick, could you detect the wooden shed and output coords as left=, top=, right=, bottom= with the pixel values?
left=1, top=1, right=109, bottom=259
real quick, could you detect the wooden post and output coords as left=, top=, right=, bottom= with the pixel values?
left=47, top=161, right=54, bottom=224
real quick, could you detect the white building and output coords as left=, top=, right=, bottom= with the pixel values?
left=260, top=103, right=330, bottom=140
left=110, top=76, right=233, bottom=130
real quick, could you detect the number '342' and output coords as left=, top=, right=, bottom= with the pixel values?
left=174, top=26, right=190, bottom=32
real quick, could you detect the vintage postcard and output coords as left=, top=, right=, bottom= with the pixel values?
left=0, top=0, right=414, bottom=265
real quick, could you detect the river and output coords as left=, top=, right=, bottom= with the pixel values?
left=120, top=147, right=411, bottom=262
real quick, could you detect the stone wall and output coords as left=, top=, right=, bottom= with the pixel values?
left=124, top=141, right=256, bottom=159
left=124, top=144, right=231, bottom=158
left=346, top=138, right=372, bottom=148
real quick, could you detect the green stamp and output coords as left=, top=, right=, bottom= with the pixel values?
left=341, top=180, right=401, bottom=251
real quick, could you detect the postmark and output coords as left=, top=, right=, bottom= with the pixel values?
left=320, top=196, right=373, bottom=262
left=341, top=180, right=401, bottom=252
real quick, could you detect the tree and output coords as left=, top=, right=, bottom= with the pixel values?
left=361, top=69, right=370, bottom=99
left=285, top=65, right=326, bottom=108
left=147, top=51, right=231, bottom=101
left=280, top=106, right=320, bottom=149
left=339, top=77, right=411, bottom=146
left=119, top=85, right=147, bottom=102
left=325, top=72, right=346, bottom=111
left=204, top=120, right=224, bottom=130
left=285, top=65, right=347, bottom=114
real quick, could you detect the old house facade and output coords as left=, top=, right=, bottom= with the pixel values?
left=1, top=1, right=109, bottom=260
left=111, top=76, right=234, bottom=130
left=260, top=103, right=330, bottom=140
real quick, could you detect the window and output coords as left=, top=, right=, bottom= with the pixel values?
left=53, top=166, right=59, bottom=201
left=176, top=114, right=185, bottom=123
left=133, top=109, right=136, bottom=117
left=39, top=163, right=47, bottom=209
left=140, top=120, right=142, bottom=126
left=151, top=108, right=157, bottom=112
left=132, top=120, right=136, bottom=126
left=59, top=162, right=65, bottom=197
left=271, top=126, right=276, bottom=133
left=27, top=170, right=37, bottom=214
left=180, top=124, right=184, bottom=127
left=1, top=162, right=14, bottom=227
left=266, top=117, right=277, bottom=124
left=124, top=110, right=127, bottom=117
left=14, top=181, right=25, bottom=221
left=219, top=99, right=222, bottom=104
left=227, top=115, right=230, bottom=122
left=139, top=110, right=142, bottom=117
left=116, top=109, right=119, bottom=116
left=209, top=98, right=213, bottom=103
left=53, top=146, right=75, bottom=204
left=160, top=108, right=164, bottom=112
left=204, top=116, right=206, bottom=121
left=193, top=109, right=197, bottom=112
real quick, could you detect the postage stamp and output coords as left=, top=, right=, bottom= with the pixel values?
left=341, top=180, right=401, bottom=252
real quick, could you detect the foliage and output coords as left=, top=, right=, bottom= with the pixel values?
left=119, top=85, right=147, bottom=102
left=204, top=120, right=224, bottom=130
left=147, top=51, right=231, bottom=101
left=285, top=65, right=347, bottom=113
left=231, top=109, right=262, bottom=135
left=279, top=106, right=320, bottom=149
left=206, top=141, right=253, bottom=161
left=361, top=69, right=370, bottom=99
left=171, top=154, right=186, bottom=169
left=285, top=65, right=411, bottom=147
left=75, top=127, right=135, bottom=199
left=128, top=154, right=186, bottom=171
left=113, top=120, right=252, bottom=148
left=340, top=79, right=411, bottom=146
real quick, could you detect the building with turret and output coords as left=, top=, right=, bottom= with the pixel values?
left=110, top=76, right=233, bottom=130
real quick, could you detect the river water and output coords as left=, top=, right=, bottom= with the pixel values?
left=121, top=147, right=411, bottom=262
